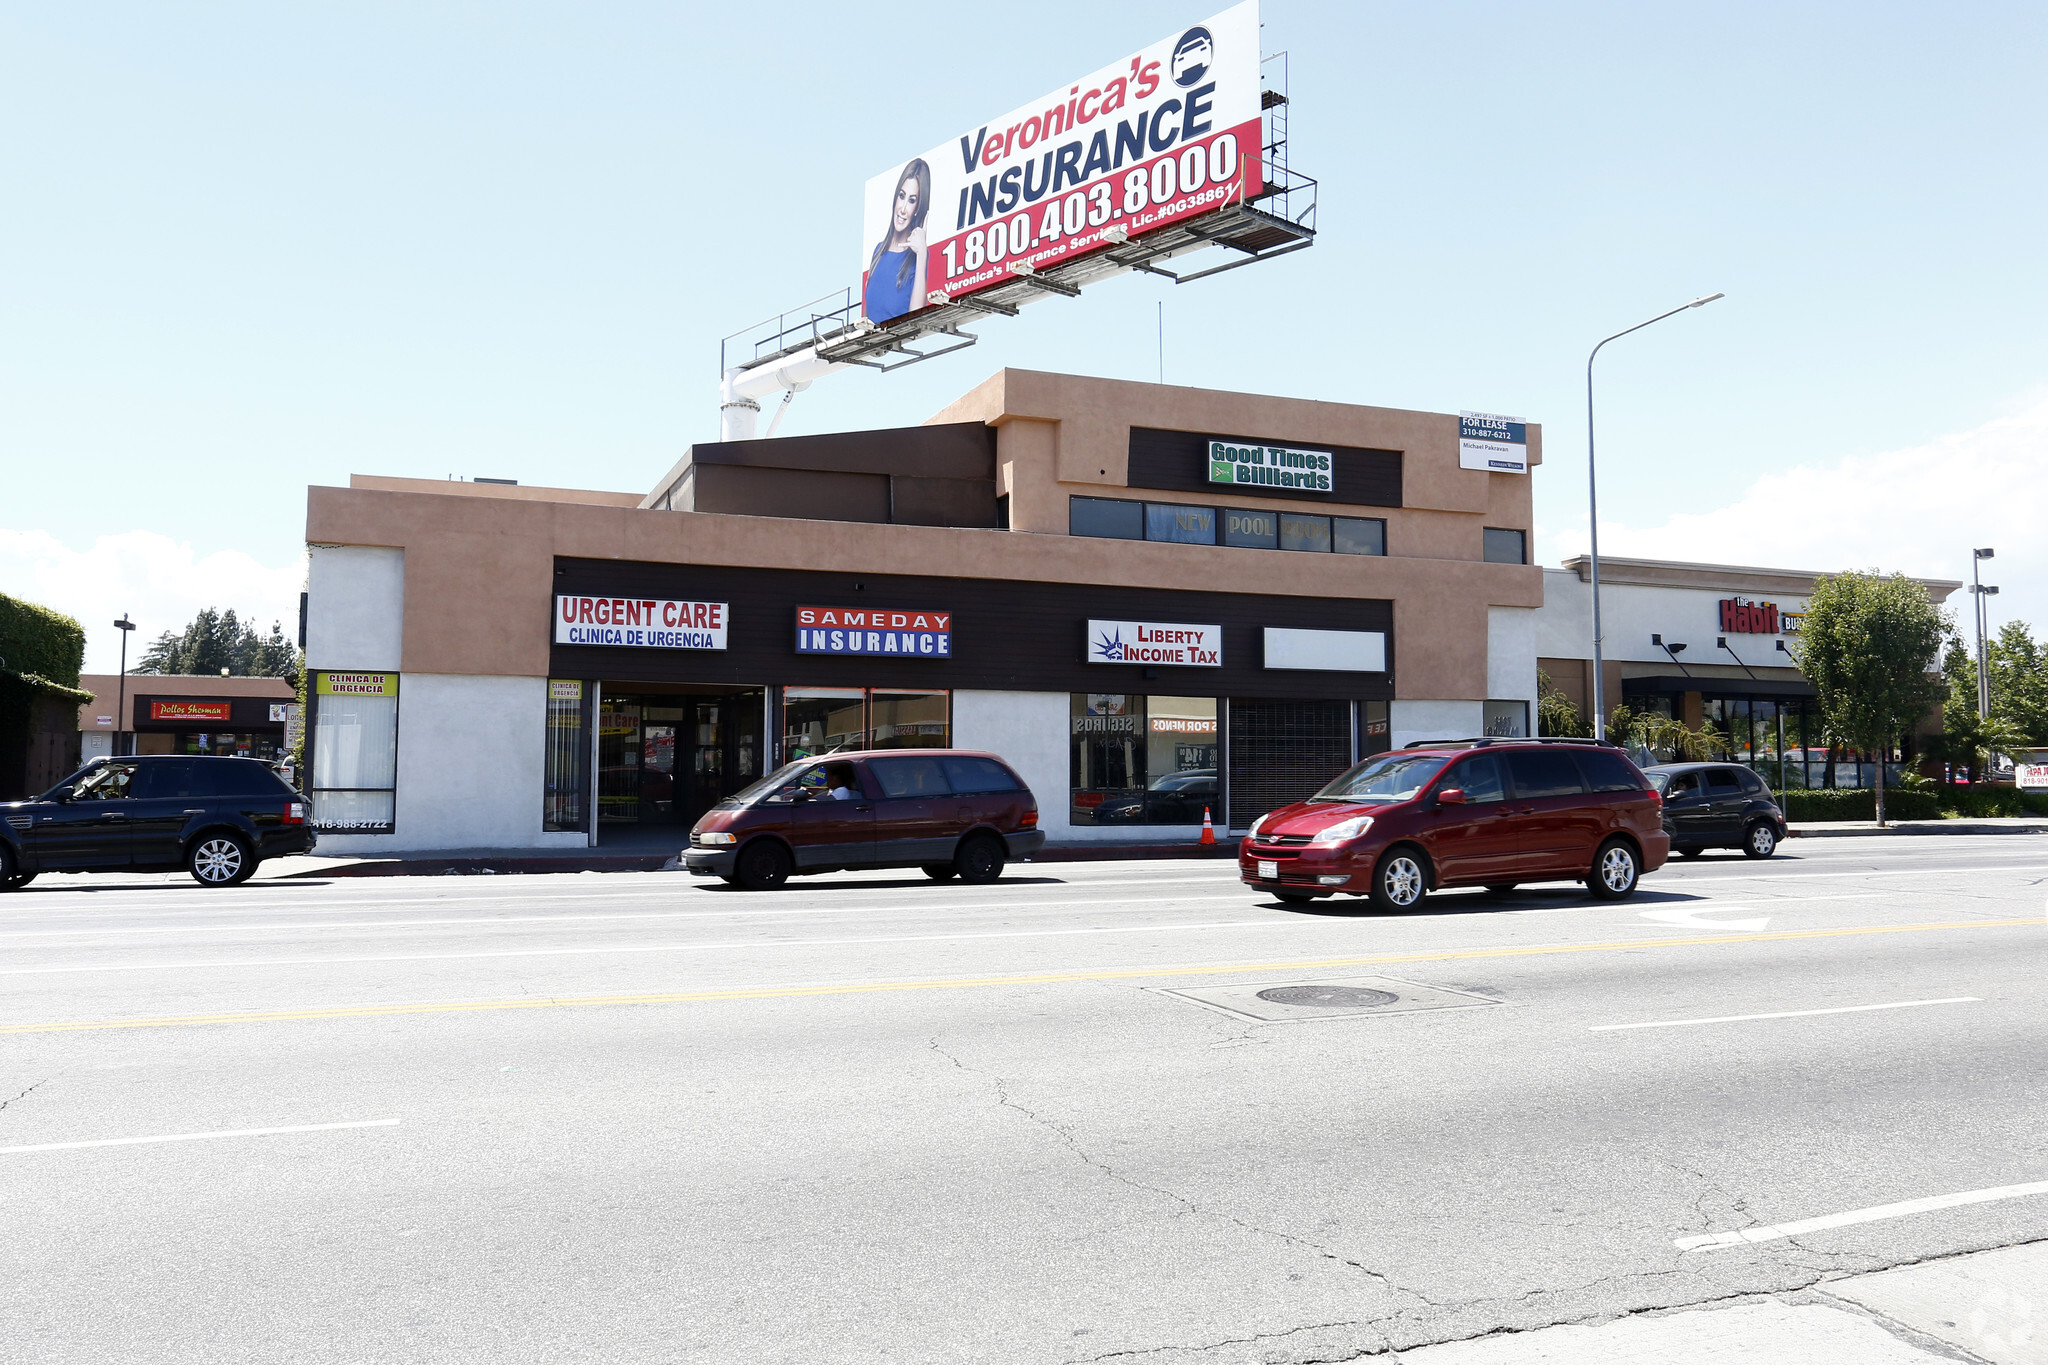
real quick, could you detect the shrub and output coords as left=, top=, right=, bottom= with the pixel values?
left=1774, top=788, right=1940, bottom=822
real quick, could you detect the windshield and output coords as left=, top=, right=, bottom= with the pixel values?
left=723, top=761, right=815, bottom=808
left=1312, top=753, right=1450, bottom=804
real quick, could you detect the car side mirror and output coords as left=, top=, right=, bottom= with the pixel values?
left=791, top=789, right=814, bottom=804
left=1437, top=787, right=1467, bottom=806
left=51, top=785, right=73, bottom=804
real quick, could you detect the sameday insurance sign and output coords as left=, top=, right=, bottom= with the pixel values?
left=857, top=1, right=1261, bottom=325
left=554, top=596, right=728, bottom=650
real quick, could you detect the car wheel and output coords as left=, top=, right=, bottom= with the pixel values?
left=5, top=872, right=36, bottom=890
left=954, top=835, right=1006, bottom=885
left=1676, top=846, right=1703, bottom=859
left=1484, top=883, right=1519, bottom=896
left=734, top=839, right=792, bottom=891
left=921, top=864, right=959, bottom=881
left=1588, top=839, right=1640, bottom=900
left=1743, top=822, right=1778, bottom=859
left=1368, top=848, right=1429, bottom=913
left=188, top=834, right=255, bottom=887
left=0, top=842, right=21, bottom=889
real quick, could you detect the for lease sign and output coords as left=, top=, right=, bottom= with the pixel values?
left=796, top=607, right=952, bottom=657
left=859, top=1, right=1262, bottom=324
left=554, top=596, right=728, bottom=650
left=1087, top=619, right=1222, bottom=667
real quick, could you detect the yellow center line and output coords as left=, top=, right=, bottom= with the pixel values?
left=4, top=916, right=2039, bottom=1035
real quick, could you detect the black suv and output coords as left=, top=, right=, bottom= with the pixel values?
left=1, top=756, right=318, bottom=889
left=1643, top=762, right=1789, bottom=859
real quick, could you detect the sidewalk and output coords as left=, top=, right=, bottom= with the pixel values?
left=1791, top=817, right=2048, bottom=838
left=1394, top=1239, right=2045, bottom=1363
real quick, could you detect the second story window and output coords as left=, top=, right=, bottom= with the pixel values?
left=1483, top=527, right=1528, bottom=564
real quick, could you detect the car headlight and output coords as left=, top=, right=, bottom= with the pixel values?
left=695, top=831, right=735, bottom=846
left=1247, top=814, right=1269, bottom=840
left=1311, top=815, right=1374, bottom=845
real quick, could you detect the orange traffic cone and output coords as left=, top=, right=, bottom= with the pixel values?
left=1199, top=807, right=1217, bottom=846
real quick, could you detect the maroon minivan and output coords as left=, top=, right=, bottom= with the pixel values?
left=684, top=749, right=1043, bottom=890
left=1239, top=739, right=1668, bottom=910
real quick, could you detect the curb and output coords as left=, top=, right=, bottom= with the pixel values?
left=278, top=841, right=1244, bottom=878
left=1789, top=822, right=2048, bottom=838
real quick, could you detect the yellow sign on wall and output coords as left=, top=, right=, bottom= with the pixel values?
left=317, top=672, right=397, bottom=697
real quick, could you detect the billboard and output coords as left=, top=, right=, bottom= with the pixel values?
left=859, top=1, right=1263, bottom=324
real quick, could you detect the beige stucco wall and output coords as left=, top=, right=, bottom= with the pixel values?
left=308, top=370, right=1545, bottom=704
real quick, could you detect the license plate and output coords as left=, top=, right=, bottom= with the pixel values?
left=1258, top=860, right=1278, bottom=879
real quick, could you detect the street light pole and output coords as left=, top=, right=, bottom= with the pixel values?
left=112, top=616, right=136, bottom=758
left=1586, top=293, right=1723, bottom=741
left=1971, top=548, right=1995, bottom=719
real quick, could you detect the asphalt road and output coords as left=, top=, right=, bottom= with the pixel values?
left=3, top=836, right=2046, bottom=1363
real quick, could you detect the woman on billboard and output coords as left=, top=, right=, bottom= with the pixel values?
left=862, top=158, right=929, bottom=324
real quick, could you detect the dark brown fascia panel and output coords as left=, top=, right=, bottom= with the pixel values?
left=686, top=421, right=996, bottom=480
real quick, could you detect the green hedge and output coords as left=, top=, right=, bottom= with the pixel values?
left=1773, top=786, right=2047, bottom=822
left=1772, top=788, right=1940, bottom=822
left=0, top=593, right=85, bottom=689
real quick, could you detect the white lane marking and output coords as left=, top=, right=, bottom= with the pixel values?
left=1675, top=1178, right=2048, bottom=1250
left=1638, top=905, right=1772, bottom=932
left=0, top=919, right=1325, bottom=976
left=1592, top=996, right=1980, bottom=1032
left=0, top=1118, right=400, bottom=1156
left=1651, top=862, right=2048, bottom=886
left=0, top=892, right=1267, bottom=939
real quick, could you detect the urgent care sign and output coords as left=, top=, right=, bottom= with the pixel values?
left=554, top=596, right=728, bottom=650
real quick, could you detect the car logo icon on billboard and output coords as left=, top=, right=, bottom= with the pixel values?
left=1171, top=26, right=1215, bottom=87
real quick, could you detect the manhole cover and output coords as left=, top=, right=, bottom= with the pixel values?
left=1255, top=985, right=1400, bottom=1009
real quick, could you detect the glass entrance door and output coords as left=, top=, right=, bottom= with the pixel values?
left=598, top=689, right=764, bottom=828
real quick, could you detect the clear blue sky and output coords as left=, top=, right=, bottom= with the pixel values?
left=5, top=2, right=2044, bottom=671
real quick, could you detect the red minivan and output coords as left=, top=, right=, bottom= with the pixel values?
left=684, top=749, right=1044, bottom=890
left=1238, top=739, right=1668, bottom=910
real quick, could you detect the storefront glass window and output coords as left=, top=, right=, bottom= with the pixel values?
left=1069, top=694, right=1219, bottom=826
left=783, top=687, right=868, bottom=760
left=1144, top=503, right=1216, bottom=545
left=1279, top=513, right=1331, bottom=553
left=1221, top=507, right=1278, bottom=548
left=310, top=671, right=399, bottom=832
left=870, top=689, right=950, bottom=749
left=1483, top=528, right=1527, bottom=564
left=1070, top=496, right=1143, bottom=540
left=542, top=680, right=588, bottom=832
left=1333, top=517, right=1386, bottom=556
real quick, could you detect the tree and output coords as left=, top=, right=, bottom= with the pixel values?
left=1537, top=670, right=1590, bottom=738
left=1607, top=702, right=1728, bottom=764
left=1792, top=571, right=1948, bottom=826
left=1987, top=620, right=2048, bottom=744
left=135, top=609, right=299, bottom=683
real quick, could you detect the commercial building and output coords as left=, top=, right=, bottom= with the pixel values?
left=300, top=370, right=1545, bottom=854
left=1536, top=556, right=1960, bottom=786
left=76, top=674, right=298, bottom=763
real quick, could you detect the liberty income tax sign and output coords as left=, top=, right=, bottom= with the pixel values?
left=555, top=596, right=729, bottom=650
left=1087, top=619, right=1221, bottom=666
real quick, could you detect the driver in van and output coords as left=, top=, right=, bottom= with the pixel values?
left=825, top=763, right=858, bottom=800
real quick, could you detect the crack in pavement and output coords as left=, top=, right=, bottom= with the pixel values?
left=1061, top=1318, right=1375, bottom=1364
left=926, top=1038, right=1441, bottom=1360
left=0, top=1078, right=51, bottom=1116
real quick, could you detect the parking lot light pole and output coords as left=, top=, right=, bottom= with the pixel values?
left=1586, top=293, right=1723, bottom=741
left=1971, top=548, right=1995, bottom=719
left=113, top=616, right=135, bottom=758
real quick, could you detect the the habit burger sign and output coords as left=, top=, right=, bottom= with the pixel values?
left=1719, top=596, right=1790, bottom=634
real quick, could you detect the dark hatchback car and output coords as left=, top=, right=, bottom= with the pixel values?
left=684, top=749, right=1044, bottom=890
left=1239, top=738, right=1669, bottom=910
left=0, top=755, right=316, bottom=889
left=1644, top=763, right=1788, bottom=859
